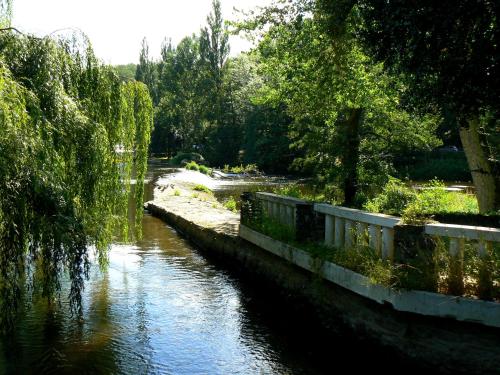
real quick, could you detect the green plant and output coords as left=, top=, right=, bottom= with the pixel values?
left=174, top=189, right=181, bottom=196
left=364, top=177, right=416, bottom=215
left=193, top=184, right=212, bottom=194
left=185, top=161, right=200, bottom=172
left=198, top=164, right=211, bottom=175
left=222, top=164, right=260, bottom=174
left=402, top=180, right=478, bottom=224
left=224, top=197, right=238, bottom=212
left=169, top=152, right=205, bottom=166
left=191, top=193, right=199, bottom=198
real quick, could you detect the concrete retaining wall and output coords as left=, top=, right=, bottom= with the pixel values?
left=146, top=201, right=500, bottom=374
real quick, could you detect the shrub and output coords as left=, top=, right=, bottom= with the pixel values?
left=364, top=177, right=416, bottom=215
left=198, top=164, right=211, bottom=175
left=174, top=189, right=181, bottom=196
left=193, top=184, right=212, bottom=194
left=402, top=180, right=478, bottom=224
left=170, top=152, right=205, bottom=166
left=222, top=164, right=260, bottom=174
left=185, top=161, right=200, bottom=171
left=224, top=196, right=238, bottom=212
left=364, top=178, right=478, bottom=223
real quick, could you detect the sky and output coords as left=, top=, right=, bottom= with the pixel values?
left=11, top=0, right=269, bottom=65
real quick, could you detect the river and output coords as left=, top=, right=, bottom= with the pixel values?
left=0, top=160, right=423, bottom=375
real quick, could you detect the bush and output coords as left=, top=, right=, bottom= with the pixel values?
left=364, top=178, right=416, bottom=215
left=365, top=178, right=478, bottom=223
left=170, top=152, right=205, bottom=166
left=223, top=164, right=260, bottom=174
left=224, top=196, right=238, bottom=212
left=402, top=180, right=478, bottom=224
left=198, top=164, right=211, bottom=175
left=185, top=161, right=200, bottom=172
left=193, top=184, right=212, bottom=194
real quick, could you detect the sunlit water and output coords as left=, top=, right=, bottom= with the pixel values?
left=0, top=160, right=425, bottom=375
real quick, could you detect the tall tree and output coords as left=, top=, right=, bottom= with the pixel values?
left=355, top=0, right=500, bottom=212
left=199, top=0, right=234, bottom=163
left=241, top=0, right=439, bottom=205
left=136, top=37, right=159, bottom=105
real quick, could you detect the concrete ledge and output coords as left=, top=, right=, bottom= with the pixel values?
left=255, top=192, right=309, bottom=207
left=240, top=224, right=500, bottom=328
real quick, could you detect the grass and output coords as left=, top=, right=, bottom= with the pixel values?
left=193, top=184, right=212, bottom=194
left=198, top=164, right=211, bottom=175
left=272, top=183, right=342, bottom=204
left=185, top=161, right=200, bottom=172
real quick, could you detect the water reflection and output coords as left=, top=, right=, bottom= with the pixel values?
left=0, top=160, right=432, bottom=375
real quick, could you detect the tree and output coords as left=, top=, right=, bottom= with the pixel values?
left=199, top=0, right=233, bottom=163
left=0, top=0, right=11, bottom=27
left=136, top=37, right=159, bottom=105
left=242, top=0, right=439, bottom=205
left=0, top=29, right=152, bottom=330
left=355, top=0, right=500, bottom=212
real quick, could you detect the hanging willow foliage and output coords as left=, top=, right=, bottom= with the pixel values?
left=0, top=30, right=152, bottom=330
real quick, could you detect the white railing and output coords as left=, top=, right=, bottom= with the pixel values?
left=425, top=223, right=500, bottom=292
left=314, top=204, right=401, bottom=261
left=256, top=192, right=308, bottom=228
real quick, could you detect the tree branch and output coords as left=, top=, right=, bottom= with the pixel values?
left=0, top=27, right=23, bottom=34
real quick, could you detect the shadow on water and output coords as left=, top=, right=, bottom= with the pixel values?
left=0, top=160, right=439, bottom=375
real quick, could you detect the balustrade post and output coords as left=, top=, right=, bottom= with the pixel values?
left=345, top=220, right=354, bottom=248
left=478, top=240, right=493, bottom=300
left=381, top=227, right=394, bottom=261
left=357, top=222, right=368, bottom=245
left=325, top=214, right=334, bottom=246
left=369, top=224, right=381, bottom=253
left=334, top=217, right=345, bottom=248
left=448, top=237, right=465, bottom=295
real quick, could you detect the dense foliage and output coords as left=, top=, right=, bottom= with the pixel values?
left=238, top=0, right=440, bottom=205
left=353, top=0, right=500, bottom=212
left=0, top=27, right=152, bottom=329
left=136, top=0, right=296, bottom=173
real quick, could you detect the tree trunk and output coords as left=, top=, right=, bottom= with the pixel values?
left=342, top=108, right=363, bottom=207
left=459, top=117, right=499, bottom=213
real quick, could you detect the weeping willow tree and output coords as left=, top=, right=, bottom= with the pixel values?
left=0, top=26, right=152, bottom=330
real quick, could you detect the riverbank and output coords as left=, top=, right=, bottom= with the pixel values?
left=145, top=181, right=500, bottom=374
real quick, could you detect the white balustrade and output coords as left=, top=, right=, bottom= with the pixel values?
left=255, top=192, right=308, bottom=229
left=425, top=223, right=500, bottom=292
left=315, top=203, right=401, bottom=261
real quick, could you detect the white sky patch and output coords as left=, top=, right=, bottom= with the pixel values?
left=12, top=0, right=268, bottom=65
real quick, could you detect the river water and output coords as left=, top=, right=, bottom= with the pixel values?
left=0, top=160, right=420, bottom=375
